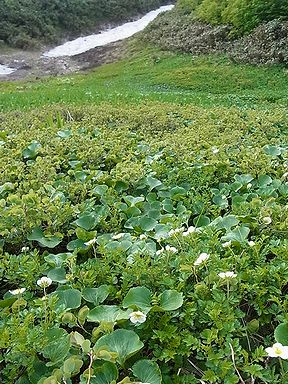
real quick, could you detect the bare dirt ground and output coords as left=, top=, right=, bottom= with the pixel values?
left=0, top=40, right=128, bottom=81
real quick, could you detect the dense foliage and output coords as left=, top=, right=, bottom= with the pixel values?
left=0, top=47, right=288, bottom=383
left=177, top=0, right=288, bottom=34
left=0, top=0, right=170, bottom=48
left=143, top=11, right=288, bottom=65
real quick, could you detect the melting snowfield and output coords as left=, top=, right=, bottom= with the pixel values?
left=0, top=64, right=16, bottom=75
left=44, top=4, right=174, bottom=57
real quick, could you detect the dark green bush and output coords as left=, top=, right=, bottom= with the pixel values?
left=0, top=0, right=171, bottom=48
left=176, top=0, right=288, bottom=34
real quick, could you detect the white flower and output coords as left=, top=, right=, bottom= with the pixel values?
left=222, top=241, right=232, bottom=248
left=37, top=276, right=52, bottom=288
left=247, top=183, right=252, bottom=189
left=129, top=311, right=147, bottom=324
left=139, top=234, right=147, bottom=240
left=21, top=246, right=29, bottom=252
left=156, top=249, right=164, bottom=256
left=165, top=245, right=177, bottom=253
left=263, top=216, right=272, bottom=225
left=248, top=240, right=255, bottom=247
left=168, top=227, right=184, bottom=236
left=282, top=172, right=288, bottom=179
left=218, top=271, right=237, bottom=279
left=9, top=288, right=26, bottom=295
left=265, top=343, right=288, bottom=359
left=183, top=226, right=196, bottom=237
left=84, top=237, right=97, bottom=246
left=212, top=147, right=219, bottom=154
left=194, top=252, right=210, bottom=266
left=112, top=233, right=125, bottom=240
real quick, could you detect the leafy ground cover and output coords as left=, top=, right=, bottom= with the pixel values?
left=0, top=46, right=288, bottom=383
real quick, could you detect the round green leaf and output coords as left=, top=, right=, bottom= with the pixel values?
left=92, top=185, right=109, bottom=196
left=213, top=215, right=239, bottom=231
left=63, top=356, right=83, bottom=376
left=193, top=215, right=210, bottom=227
left=258, top=174, right=273, bottom=187
left=139, top=217, right=157, bottom=231
left=105, top=240, right=132, bottom=252
left=221, top=225, right=250, bottom=244
left=22, top=141, right=41, bottom=160
left=43, top=328, right=71, bottom=365
left=275, top=323, right=288, bottom=346
left=234, top=174, right=254, bottom=184
left=89, top=362, right=118, bottom=384
left=132, top=359, right=162, bottom=384
left=124, top=195, right=145, bottom=207
left=123, top=287, right=152, bottom=312
left=82, top=285, right=110, bottom=305
left=55, top=289, right=82, bottom=310
left=94, top=329, right=144, bottom=366
left=57, top=129, right=72, bottom=139
left=124, top=217, right=140, bottom=229
left=67, top=239, right=87, bottom=251
left=146, top=176, right=162, bottom=191
left=125, top=206, right=142, bottom=218
left=47, top=267, right=67, bottom=283
left=159, top=290, right=183, bottom=311
left=263, top=144, right=282, bottom=157
left=27, top=227, right=62, bottom=248
left=87, top=305, right=130, bottom=323
left=44, top=252, right=72, bottom=268
left=213, top=195, right=228, bottom=208
left=76, top=213, right=96, bottom=230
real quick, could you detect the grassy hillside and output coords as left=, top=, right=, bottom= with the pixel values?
left=0, top=45, right=288, bottom=383
left=1, top=46, right=288, bottom=111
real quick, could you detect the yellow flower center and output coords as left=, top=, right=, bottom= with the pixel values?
left=275, top=348, right=283, bottom=355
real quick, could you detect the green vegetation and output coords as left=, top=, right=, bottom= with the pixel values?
left=1, top=48, right=288, bottom=111
left=1, top=44, right=288, bottom=382
left=0, top=0, right=169, bottom=48
left=177, top=0, right=288, bottom=34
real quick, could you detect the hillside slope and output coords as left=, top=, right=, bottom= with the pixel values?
left=142, top=10, right=288, bottom=65
left=0, top=0, right=172, bottom=48
left=0, top=44, right=288, bottom=383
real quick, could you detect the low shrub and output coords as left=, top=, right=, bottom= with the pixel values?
left=0, top=103, right=287, bottom=383
left=176, top=0, right=288, bottom=35
left=230, top=19, right=288, bottom=66
left=142, top=11, right=288, bottom=65
left=142, top=12, right=232, bottom=54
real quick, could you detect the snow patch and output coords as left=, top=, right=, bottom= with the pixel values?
left=0, top=64, right=16, bottom=75
left=44, top=5, right=175, bottom=58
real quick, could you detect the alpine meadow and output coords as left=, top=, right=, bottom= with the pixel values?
left=0, top=1, right=288, bottom=383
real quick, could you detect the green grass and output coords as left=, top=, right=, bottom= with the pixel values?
left=1, top=46, right=288, bottom=112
